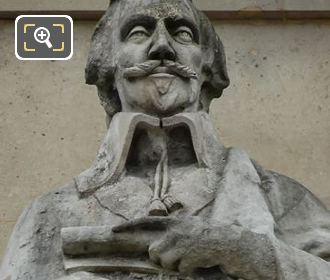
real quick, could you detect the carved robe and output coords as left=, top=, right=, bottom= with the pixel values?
left=1, top=112, right=330, bottom=280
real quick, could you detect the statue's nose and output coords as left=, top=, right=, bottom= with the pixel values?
left=148, top=31, right=176, bottom=61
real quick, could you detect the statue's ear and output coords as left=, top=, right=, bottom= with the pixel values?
left=85, top=5, right=116, bottom=86
left=198, top=11, right=230, bottom=99
left=85, top=3, right=122, bottom=119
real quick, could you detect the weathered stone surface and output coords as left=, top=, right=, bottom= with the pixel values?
left=194, top=0, right=280, bottom=11
left=1, top=0, right=330, bottom=279
left=2, top=0, right=330, bottom=14
left=283, top=0, right=330, bottom=11
left=58, top=272, right=108, bottom=280
left=0, top=0, right=109, bottom=11
left=2, top=18, right=330, bottom=263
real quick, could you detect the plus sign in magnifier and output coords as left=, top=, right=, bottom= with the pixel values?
left=34, top=27, right=53, bottom=48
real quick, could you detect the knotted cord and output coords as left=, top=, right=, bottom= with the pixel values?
left=148, top=133, right=183, bottom=216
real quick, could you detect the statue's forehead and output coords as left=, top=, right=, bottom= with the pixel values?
left=117, top=0, right=196, bottom=21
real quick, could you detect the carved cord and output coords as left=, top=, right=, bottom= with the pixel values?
left=148, top=136, right=183, bottom=216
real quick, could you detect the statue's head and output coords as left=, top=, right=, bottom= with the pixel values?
left=86, top=0, right=230, bottom=118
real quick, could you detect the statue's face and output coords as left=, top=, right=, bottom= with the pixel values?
left=113, top=0, right=204, bottom=117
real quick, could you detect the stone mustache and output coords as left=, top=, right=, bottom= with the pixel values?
left=1, top=0, right=330, bottom=279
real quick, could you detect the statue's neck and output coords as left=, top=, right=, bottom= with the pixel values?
left=126, top=123, right=198, bottom=172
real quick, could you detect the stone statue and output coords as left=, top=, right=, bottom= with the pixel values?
left=1, top=0, right=330, bottom=279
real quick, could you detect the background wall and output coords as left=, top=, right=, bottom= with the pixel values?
left=0, top=17, right=329, bottom=261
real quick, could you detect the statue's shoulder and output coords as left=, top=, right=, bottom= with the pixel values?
left=31, top=180, right=79, bottom=214
left=251, top=159, right=329, bottom=223
left=10, top=180, right=81, bottom=238
left=0, top=181, right=79, bottom=279
left=17, top=181, right=76, bottom=230
left=1, top=179, right=120, bottom=279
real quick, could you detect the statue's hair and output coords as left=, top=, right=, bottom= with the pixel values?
left=85, top=0, right=230, bottom=119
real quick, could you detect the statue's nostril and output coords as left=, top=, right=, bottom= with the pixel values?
left=148, top=37, right=176, bottom=61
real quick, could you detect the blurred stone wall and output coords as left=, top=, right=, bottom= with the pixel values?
left=0, top=18, right=329, bottom=261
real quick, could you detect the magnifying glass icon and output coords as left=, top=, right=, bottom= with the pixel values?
left=34, top=27, right=53, bottom=49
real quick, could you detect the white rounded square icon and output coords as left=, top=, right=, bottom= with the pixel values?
left=15, top=15, right=73, bottom=61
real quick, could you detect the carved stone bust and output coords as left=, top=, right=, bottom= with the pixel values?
left=1, top=0, right=330, bottom=279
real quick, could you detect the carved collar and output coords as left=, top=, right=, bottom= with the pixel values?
left=75, top=112, right=225, bottom=197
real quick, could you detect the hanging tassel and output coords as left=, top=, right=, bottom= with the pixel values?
left=148, top=133, right=183, bottom=216
left=162, top=194, right=183, bottom=213
left=149, top=198, right=168, bottom=216
left=160, top=155, right=183, bottom=213
left=149, top=152, right=168, bottom=216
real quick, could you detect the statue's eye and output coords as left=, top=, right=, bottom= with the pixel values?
left=174, top=27, right=193, bottom=44
left=127, top=26, right=150, bottom=42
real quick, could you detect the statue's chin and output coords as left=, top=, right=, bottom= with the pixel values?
left=147, top=79, right=199, bottom=116
left=146, top=89, right=197, bottom=117
left=119, top=78, right=200, bottom=117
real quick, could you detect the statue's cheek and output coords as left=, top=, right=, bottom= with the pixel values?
left=115, top=48, right=148, bottom=70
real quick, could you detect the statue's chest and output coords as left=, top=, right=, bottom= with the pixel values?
left=94, top=166, right=219, bottom=221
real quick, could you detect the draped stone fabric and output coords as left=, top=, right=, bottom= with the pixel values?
left=1, top=0, right=330, bottom=279
left=1, top=113, right=330, bottom=280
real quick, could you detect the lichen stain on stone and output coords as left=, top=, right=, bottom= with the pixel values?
left=144, top=3, right=181, bottom=19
